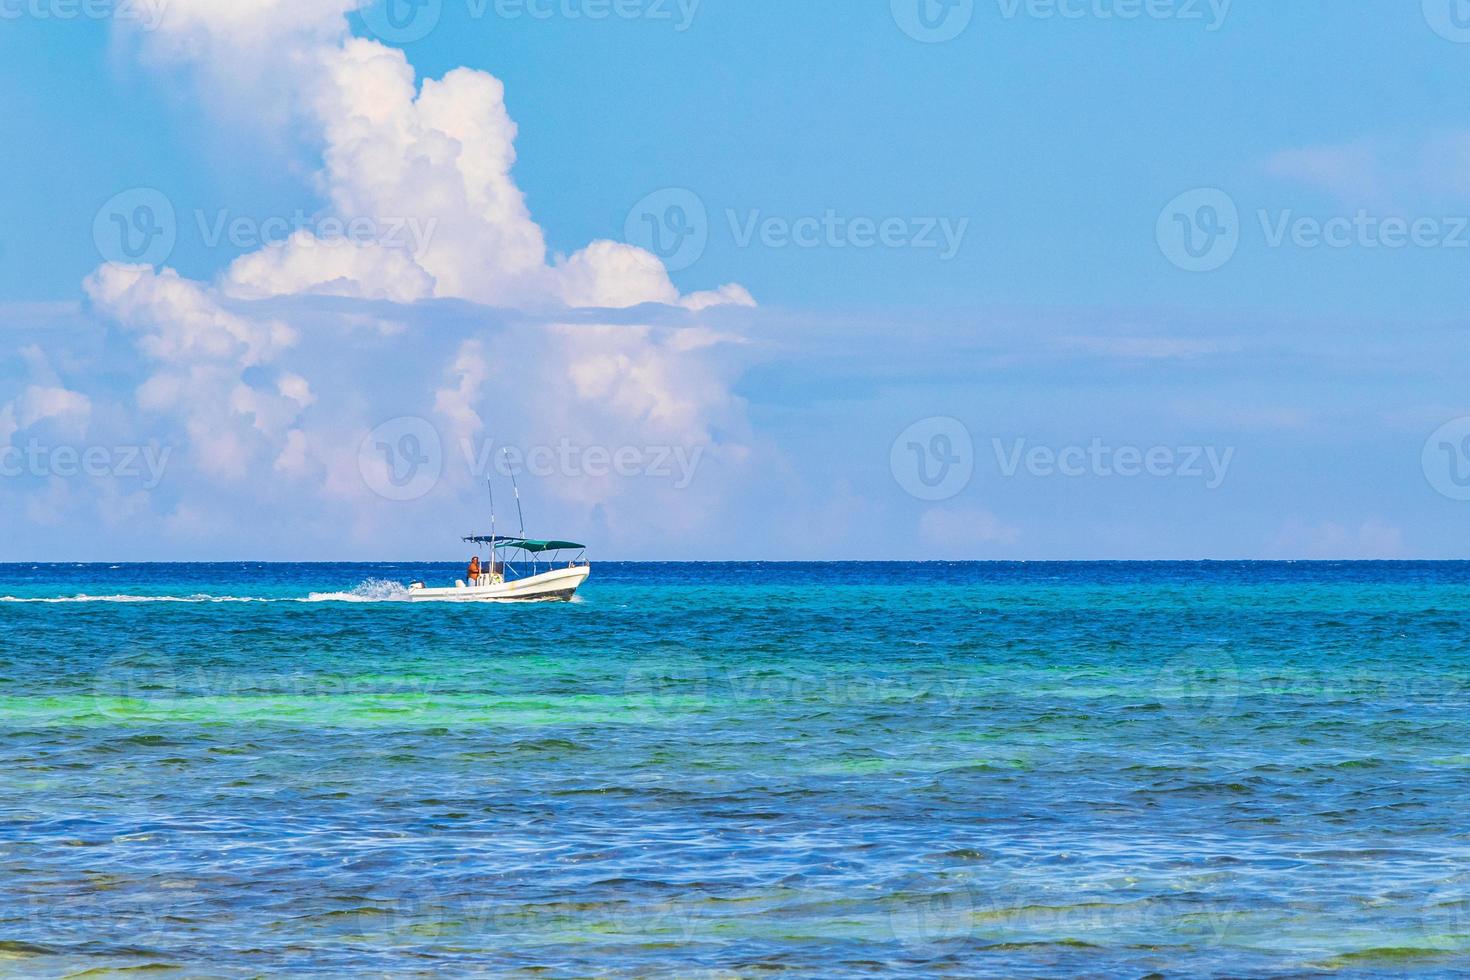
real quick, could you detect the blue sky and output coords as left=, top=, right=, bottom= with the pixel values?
left=3, top=1, right=1470, bottom=560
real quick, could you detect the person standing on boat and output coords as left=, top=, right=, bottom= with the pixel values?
left=467, top=555, right=482, bottom=586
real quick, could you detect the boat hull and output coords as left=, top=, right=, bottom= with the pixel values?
left=409, top=565, right=590, bottom=603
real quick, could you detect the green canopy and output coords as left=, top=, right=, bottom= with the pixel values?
left=464, top=536, right=585, bottom=554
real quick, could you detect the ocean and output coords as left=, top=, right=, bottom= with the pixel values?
left=1, top=561, right=1469, bottom=977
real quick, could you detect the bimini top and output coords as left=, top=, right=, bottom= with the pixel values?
left=463, top=536, right=586, bottom=554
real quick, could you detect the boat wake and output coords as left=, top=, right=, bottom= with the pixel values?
left=0, top=579, right=413, bottom=605
left=303, top=579, right=412, bottom=603
left=0, top=594, right=272, bottom=604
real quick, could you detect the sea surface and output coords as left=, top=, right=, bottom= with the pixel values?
left=2, top=561, right=1470, bottom=977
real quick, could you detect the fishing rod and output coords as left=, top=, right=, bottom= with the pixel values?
left=504, top=448, right=526, bottom=538
left=488, top=476, right=496, bottom=550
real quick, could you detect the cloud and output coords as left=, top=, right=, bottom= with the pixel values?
left=14, top=387, right=92, bottom=435
left=680, top=284, right=757, bottom=313
left=1265, top=519, right=1406, bottom=560
left=1057, top=335, right=1236, bottom=361
left=307, top=40, right=554, bottom=306
left=434, top=339, right=490, bottom=445
left=555, top=240, right=679, bottom=309
left=277, top=373, right=315, bottom=409
left=1168, top=401, right=1314, bottom=432
left=467, top=321, right=755, bottom=515
left=85, top=264, right=309, bottom=482
left=111, top=2, right=755, bottom=316
left=123, top=0, right=361, bottom=137
left=145, top=0, right=355, bottom=54
left=65, top=0, right=760, bottom=545
left=918, top=506, right=1020, bottom=555
left=0, top=346, right=93, bottom=443
left=273, top=427, right=312, bottom=477
left=26, top=477, right=76, bottom=527
left=1264, top=131, right=1470, bottom=209
left=299, top=37, right=747, bottom=310
left=87, top=264, right=296, bottom=367
left=1264, top=141, right=1385, bottom=206
left=132, top=14, right=751, bottom=313
left=223, top=231, right=436, bottom=303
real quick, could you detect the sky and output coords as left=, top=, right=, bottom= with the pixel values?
left=3, top=0, right=1470, bottom=560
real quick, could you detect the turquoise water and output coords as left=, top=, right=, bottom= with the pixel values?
left=2, top=561, right=1470, bottom=977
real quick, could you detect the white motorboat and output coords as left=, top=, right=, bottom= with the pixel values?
left=408, top=458, right=589, bottom=603
left=409, top=537, right=590, bottom=603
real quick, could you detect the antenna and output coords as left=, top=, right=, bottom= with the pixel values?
left=488, top=477, right=496, bottom=546
left=504, top=448, right=526, bottom=537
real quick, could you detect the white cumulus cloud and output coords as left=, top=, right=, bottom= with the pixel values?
left=70, top=0, right=761, bottom=544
